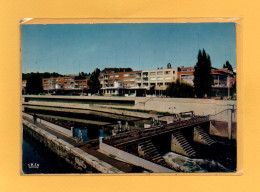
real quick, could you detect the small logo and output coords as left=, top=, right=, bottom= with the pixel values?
left=28, top=163, right=40, bottom=169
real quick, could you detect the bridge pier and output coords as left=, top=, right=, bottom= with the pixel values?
left=193, top=126, right=216, bottom=145
left=171, top=131, right=196, bottom=157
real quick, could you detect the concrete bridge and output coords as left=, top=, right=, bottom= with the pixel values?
left=100, top=116, right=217, bottom=171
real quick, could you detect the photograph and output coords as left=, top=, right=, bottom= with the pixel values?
left=21, top=21, right=237, bottom=174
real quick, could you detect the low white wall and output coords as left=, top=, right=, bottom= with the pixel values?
left=134, top=97, right=237, bottom=116
left=209, top=109, right=237, bottom=122
left=22, top=95, right=237, bottom=118
left=99, top=138, right=175, bottom=173
left=22, top=112, right=72, bottom=137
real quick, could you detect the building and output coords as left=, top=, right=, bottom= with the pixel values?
left=99, top=70, right=145, bottom=96
left=177, top=66, right=195, bottom=85
left=177, top=66, right=236, bottom=97
left=141, top=67, right=178, bottom=92
left=99, top=64, right=178, bottom=96
left=75, top=79, right=88, bottom=90
left=42, top=75, right=89, bottom=94
left=211, top=68, right=236, bottom=97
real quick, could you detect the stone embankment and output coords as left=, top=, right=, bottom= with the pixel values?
left=22, top=115, right=127, bottom=174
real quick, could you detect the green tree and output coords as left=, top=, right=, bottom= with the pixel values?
left=26, top=72, right=43, bottom=94
left=193, top=49, right=213, bottom=98
left=231, top=82, right=236, bottom=98
left=87, top=68, right=101, bottom=94
left=223, top=61, right=233, bottom=71
left=166, top=80, right=194, bottom=98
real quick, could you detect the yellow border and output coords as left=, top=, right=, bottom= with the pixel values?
left=1, top=0, right=259, bottom=191
left=20, top=18, right=242, bottom=177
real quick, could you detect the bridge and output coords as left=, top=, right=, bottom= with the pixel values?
left=100, top=115, right=216, bottom=171
left=104, top=116, right=210, bottom=146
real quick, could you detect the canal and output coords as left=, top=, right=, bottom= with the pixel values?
left=24, top=107, right=154, bottom=141
left=22, top=107, right=154, bottom=174
left=22, top=131, right=85, bottom=174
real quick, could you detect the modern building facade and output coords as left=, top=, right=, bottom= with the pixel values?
left=42, top=75, right=89, bottom=94
left=141, top=67, right=178, bottom=90
left=39, top=63, right=236, bottom=97
left=99, top=70, right=145, bottom=96
left=99, top=64, right=178, bottom=96
left=177, top=66, right=236, bottom=97
left=177, top=66, right=195, bottom=85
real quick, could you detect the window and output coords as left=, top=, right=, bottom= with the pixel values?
left=165, top=71, right=170, bottom=74
left=150, top=78, right=156, bottom=81
left=172, top=71, right=175, bottom=74
left=157, top=71, right=163, bottom=75
left=150, top=72, right=156, bottom=76
left=115, top=75, right=119, bottom=77
left=124, top=74, right=129, bottom=77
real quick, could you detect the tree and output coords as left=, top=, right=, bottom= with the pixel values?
left=193, top=49, right=213, bottom=98
left=87, top=68, right=101, bottom=94
left=231, top=82, right=236, bottom=98
left=223, top=61, right=233, bottom=71
left=76, top=72, right=86, bottom=79
left=147, top=85, right=155, bottom=95
left=26, top=72, right=43, bottom=94
left=166, top=80, right=194, bottom=98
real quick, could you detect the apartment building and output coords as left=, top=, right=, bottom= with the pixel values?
left=177, top=66, right=195, bottom=85
left=177, top=66, right=236, bottom=97
left=75, top=79, right=88, bottom=89
left=99, top=64, right=178, bottom=96
left=42, top=75, right=88, bottom=94
left=99, top=70, right=145, bottom=96
left=141, top=67, right=178, bottom=90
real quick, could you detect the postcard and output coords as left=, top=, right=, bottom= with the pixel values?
left=21, top=20, right=237, bottom=174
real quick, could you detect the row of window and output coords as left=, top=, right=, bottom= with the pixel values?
left=101, top=71, right=176, bottom=79
left=76, top=81, right=87, bottom=83
left=102, top=82, right=172, bottom=88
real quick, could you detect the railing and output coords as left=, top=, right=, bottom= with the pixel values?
left=23, top=111, right=72, bottom=130
left=103, top=116, right=209, bottom=145
left=102, top=116, right=210, bottom=168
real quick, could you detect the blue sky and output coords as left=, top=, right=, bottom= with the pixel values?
left=22, top=23, right=236, bottom=74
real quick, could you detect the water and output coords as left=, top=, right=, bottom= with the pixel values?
left=22, top=110, right=113, bottom=173
left=22, top=131, right=84, bottom=174
left=73, top=127, right=109, bottom=141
